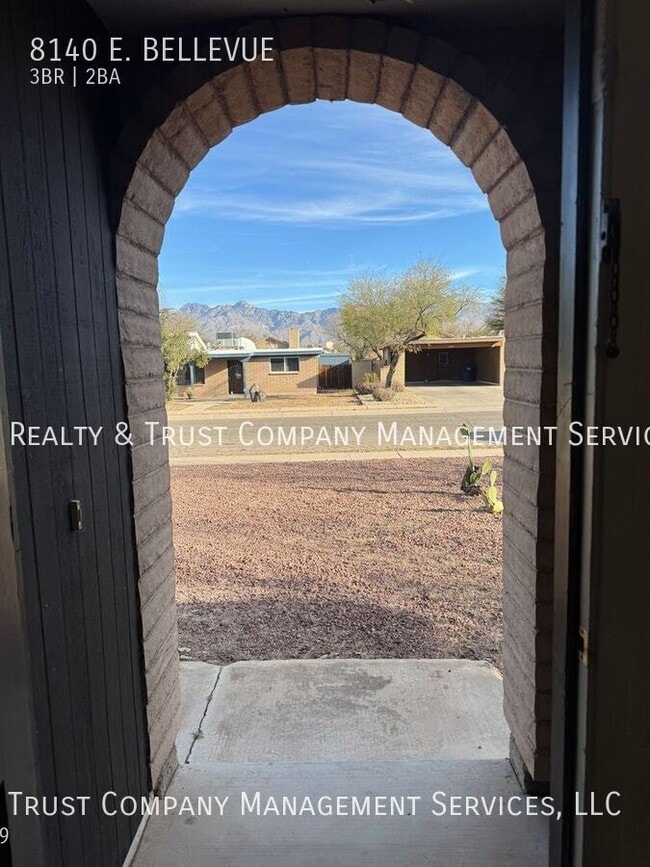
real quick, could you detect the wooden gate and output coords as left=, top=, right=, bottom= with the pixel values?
left=319, top=362, right=352, bottom=390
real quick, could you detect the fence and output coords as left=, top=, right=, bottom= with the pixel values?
left=318, top=362, right=352, bottom=390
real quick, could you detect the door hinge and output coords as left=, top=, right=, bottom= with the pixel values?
left=69, top=499, right=83, bottom=532
left=600, top=197, right=620, bottom=263
left=600, top=198, right=621, bottom=358
left=578, top=625, right=589, bottom=667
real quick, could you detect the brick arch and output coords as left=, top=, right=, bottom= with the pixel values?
left=115, top=17, right=555, bottom=793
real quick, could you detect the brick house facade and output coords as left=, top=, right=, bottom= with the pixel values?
left=178, top=346, right=321, bottom=397
left=246, top=354, right=320, bottom=393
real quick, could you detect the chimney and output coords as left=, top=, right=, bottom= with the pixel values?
left=288, top=328, right=300, bottom=348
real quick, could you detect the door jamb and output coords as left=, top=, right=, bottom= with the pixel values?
left=550, top=0, right=597, bottom=863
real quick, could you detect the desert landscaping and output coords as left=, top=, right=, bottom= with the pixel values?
left=172, top=456, right=503, bottom=669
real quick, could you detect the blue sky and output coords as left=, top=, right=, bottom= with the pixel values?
left=159, top=101, right=505, bottom=312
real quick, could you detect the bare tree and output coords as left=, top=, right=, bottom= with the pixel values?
left=485, top=274, right=506, bottom=334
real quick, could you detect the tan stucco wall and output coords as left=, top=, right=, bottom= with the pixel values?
left=380, top=352, right=406, bottom=387
left=351, top=358, right=380, bottom=388
left=257, top=337, right=288, bottom=349
left=475, top=346, right=503, bottom=384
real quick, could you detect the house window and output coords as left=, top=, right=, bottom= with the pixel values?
left=438, top=351, right=449, bottom=366
left=269, top=356, right=300, bottom=373
left=177, top=363, right=205, bottom=385
left=193, top=364, right=206, bottom=384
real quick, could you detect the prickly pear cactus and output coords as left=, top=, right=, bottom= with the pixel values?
left=461, top=464, right=482, bottom=494
left=480, top=473, right=504, bottom=515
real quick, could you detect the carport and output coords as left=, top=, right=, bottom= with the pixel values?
left=404, top=336, right=505, bottom=385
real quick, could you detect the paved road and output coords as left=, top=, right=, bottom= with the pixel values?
left=165, top=408, right=504, bottom=461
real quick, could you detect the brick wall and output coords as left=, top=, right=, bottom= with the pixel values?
left=200, top=359, right=229, bottom=397
left=114, top=15, right=560, bottom=792
left=176, top=356, right=320, bottom=398
left=175, top=359, right=229, bottom=398
left=247, top=355, right=319, bottom=394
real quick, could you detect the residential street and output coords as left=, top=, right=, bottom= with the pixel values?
left=163, top=384, right=504, bottom=462
left=166, top=407, right=504, bottom=462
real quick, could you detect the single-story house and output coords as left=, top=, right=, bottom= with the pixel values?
left=178, top=329, right=323, bottom=397
left=383, top=335, right=505, bottom=387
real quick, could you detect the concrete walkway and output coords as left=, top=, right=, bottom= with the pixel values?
left=408, top=383, right=504, bottom=413
left=133, top=660, right=548, bottom=866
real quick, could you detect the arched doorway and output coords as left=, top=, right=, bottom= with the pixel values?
left=113, top=17, right=557, bottom=794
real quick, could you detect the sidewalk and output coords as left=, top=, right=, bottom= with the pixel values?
left=164, top=404, right=504, bottom=464
left=165, top=384, right=503, bottom=420
left=170, top=446, right=503, bottom=466
left=167, top=399, right=441, bottom=421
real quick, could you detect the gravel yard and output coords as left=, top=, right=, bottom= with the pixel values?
left=172, top=457, right=503, bottom=668
left=166, top=387, right=431, bottom=415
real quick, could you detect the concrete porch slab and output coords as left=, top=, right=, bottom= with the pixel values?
left=186, top=659, right=509, bottom=764
left=177, top=661, right=221, bottom=764
left=134, top=758, right=548, bottom=866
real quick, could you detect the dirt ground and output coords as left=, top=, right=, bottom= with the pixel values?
left=172, top=457, right=503, bottom=669
left=167, top=391, right=359, bottom=414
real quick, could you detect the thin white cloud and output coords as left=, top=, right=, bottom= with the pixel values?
left=251, top=292, right=342, bottom=306
left=274, top=156, right=470, bottom=189
left=161, top=101, right=503, bottom=309
left=163, top=263, right=500, bottom=305
left=170, top=263, right=370, bottom=283
left=175, top=189, right=487, bottom=225
left=451, top=268, right=487, bottom=281
left=162, top=263, right=371, bottom=300
left=171, top=100, right=488, bottom=227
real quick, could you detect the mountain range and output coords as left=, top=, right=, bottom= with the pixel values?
left=180, top=300, right=340, bottom=347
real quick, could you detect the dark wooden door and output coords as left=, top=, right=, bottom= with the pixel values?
left=0, top=1, right=150, bottom=863
left=228, top=360, right=245, bottom=393
left=436, top=350, right=450, bottom=380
